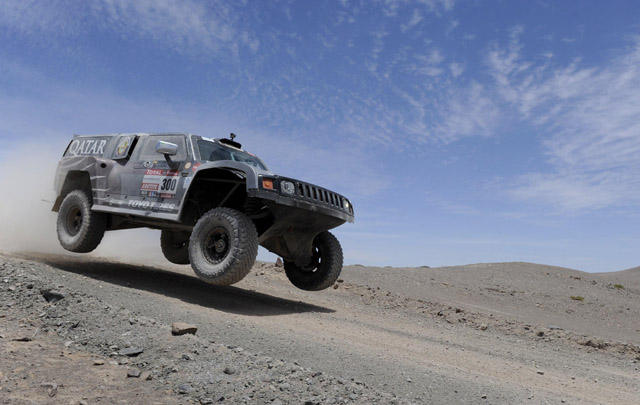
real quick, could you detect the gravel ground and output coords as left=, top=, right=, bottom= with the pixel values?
left=1, top=252, right=639, bottom=404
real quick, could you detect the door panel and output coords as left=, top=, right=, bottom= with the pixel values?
left=120, top=135, right=189, bottom=214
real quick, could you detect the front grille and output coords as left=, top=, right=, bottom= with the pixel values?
left=296, top=182, right=344, bottom=209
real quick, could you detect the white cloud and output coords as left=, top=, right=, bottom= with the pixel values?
left=401, top=9, right=423, bottom=32
left=380, top=0, right=401, bottom=17
left=404, top=48, right=445, bottom=77
left=417, top=0, right=456, bottom=14
left=367, top=28, right=390, bottom=74
left=0, top=0, right=81, bottom=36
left=433, top=82, right=501, bottom=142
left=508, top=173, right=623, bottom=213
left=486, top=30, right=640, bottom=212
left=376, top=0, right=455, bottom=19
left=449, top=61, right=464, bottom=77
left=93, top=0, right=244, bottom=54
left=0, top=0, right=256, bottom=56
left=0, top=54, right=391, bottom=199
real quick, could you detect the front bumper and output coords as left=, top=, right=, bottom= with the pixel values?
left=248, top=178, right=354, bottom=266
left=248, top=189, right=354, bottom=224
left=249, top=176, right=354, bottom=223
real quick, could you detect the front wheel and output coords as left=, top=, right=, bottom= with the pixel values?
left=56, top=190, right=106, bottom=253
left=188, top=208, right=258, bottom=286
left=284, top=231, right=343, bottom=291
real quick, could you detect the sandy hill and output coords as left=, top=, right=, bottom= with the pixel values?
left=594, top=266, right=640, bottom=288
left=343, top=261, right=639, bottom=345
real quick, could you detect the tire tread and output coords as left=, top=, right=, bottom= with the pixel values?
left=56, top=190, right=106, bottom=253
left=284, top=231, right=343, bottom=291
left=160, top=230, right=190, bottom=265
left=189, top=208, right=258, bottom=286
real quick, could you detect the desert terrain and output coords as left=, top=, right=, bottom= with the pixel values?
left=1, top=252, right=638, bottom=404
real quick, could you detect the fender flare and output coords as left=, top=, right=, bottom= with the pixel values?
left=176, top=161, right=264, bottom=220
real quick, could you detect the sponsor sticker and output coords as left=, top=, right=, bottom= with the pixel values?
left=105, top=197, right=176, bottom=212
left=140, top=169, right=180, bottom=197
left=141, top=183, right=158, bottom=191
left=115, top=137, right=131, bottom=158
left=67, top=138, right=109, bottom=156
left=127, top=199, right=177, bottom=211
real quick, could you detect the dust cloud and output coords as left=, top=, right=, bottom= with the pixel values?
left=0, top=144, right=164, bottom=265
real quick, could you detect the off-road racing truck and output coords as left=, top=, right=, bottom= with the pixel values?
left=52, top=133, right=354, bottom=291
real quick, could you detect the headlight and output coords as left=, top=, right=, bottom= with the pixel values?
left=280, top=180, right=295, bottom=195
left=343, top=199, right=350, bottom=210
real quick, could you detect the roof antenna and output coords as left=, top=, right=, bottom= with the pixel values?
left=230, top=133, right=236, bottom=140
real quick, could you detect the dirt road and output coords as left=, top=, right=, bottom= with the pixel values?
left=1, top=252, right=639, bottom=404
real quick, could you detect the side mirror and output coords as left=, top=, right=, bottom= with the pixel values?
left=156, top=141, right=178, bottom=156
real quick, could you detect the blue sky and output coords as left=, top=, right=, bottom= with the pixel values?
left=1, top=0, right=639, bottom=272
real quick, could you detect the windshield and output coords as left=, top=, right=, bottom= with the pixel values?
left=197, top=139, right=268, bottom=171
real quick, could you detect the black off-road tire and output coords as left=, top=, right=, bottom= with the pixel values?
left=284, top=231, right=343, bottom=291
left=160, top=230, right=191, bottom=265
left=56, top=190, right=106, bottom=253
left=188, top=208, right=258, bottom=286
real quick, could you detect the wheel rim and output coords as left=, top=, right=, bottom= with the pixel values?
left=65, top=207, right=82, bottom=236
left=300, top=243, right=323, bottom=273
left=203, top=226, right=230, bottom=264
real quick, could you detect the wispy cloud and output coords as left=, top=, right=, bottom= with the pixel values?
left=1, top=0, right=465, bottom=154
left=417, top=0, right=456, bottom=14
left=0, top=0, right=255, bottom=56
left=508, top=173, right=626, bottom=213
left=95, top=0, right=253, bottom=55
left=0, top=54, right=390, bottom=199
left=449, top=62, right=464, bottom=77
left=433, top=82, right=501, bottom=142
left=0, top=0, right=80, bottom=36
left=366, top=28, right=390, bottom=75
left=11, top=1, right=638, bottom=216
left=408, top=48, right=445, bottom=77
left=401, top=9, right=423, bottom=32
left=485, top=30, right=640, bottom=213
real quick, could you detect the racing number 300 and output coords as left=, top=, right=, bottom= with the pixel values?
left=161, top=178, right=178, bottom=192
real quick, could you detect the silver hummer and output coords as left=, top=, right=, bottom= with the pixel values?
left=52, top=132, right=354, bottom=291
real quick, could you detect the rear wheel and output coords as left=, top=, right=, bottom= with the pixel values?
left=284, top=231, right=343, bottom=291
left=56, top=190, right=106, bottom=253
left=160, top=230, right=190, bottom=265
left=188, top=208, right=258, bottom=285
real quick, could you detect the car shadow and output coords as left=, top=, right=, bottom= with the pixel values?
left=27, top=254, right=335, bottom=316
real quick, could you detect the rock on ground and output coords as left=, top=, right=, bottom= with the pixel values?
left=171, top=322, right=198, bottom=336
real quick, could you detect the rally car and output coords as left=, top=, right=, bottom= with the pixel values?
left=52, top=132, right=354, bottom=290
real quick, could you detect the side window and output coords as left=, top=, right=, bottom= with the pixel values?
left=139, top=136, right=187, bottom=161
